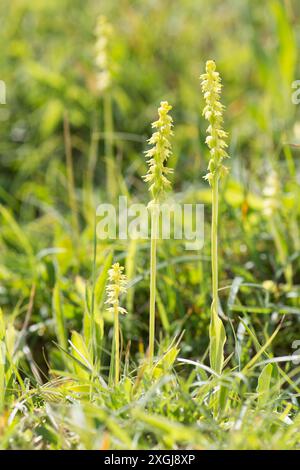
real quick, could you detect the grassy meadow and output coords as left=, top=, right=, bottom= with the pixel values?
left=1, top=0, right=300, bottom=450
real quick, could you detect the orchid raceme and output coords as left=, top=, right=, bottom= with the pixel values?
left=106, top=263, right=127, bottom=384
left=200, top=60, right=227, bottom=378
left=106, top=263, right=128, bottom=315
left=143, top=101, right=174, bottom=366
left=200, top=60, right=229, bottom=185
left=143, top=101, right=174, bottom=203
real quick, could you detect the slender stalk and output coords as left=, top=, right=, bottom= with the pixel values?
left=85, top=111, right=99, bottom=213
left=211, top=177, right=219, bottom=321
left=114, top=301, right=120, bottom=384
left=104, top=92, right=117, bottom=201
left=90, top=215, right=98, bottom=363
left=149, top=204, right=159, bottom=364
left=142, top=101, right=174, bottom=366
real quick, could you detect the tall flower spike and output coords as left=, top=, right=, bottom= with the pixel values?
left=200, top=60, right=229, bottom=185
left=143, top=101, right=174, bottom=203
left=94, top=15, right=113, bottom=94
left=200, top=60, right=227, bottom=381
left=143, top=101, right=173, bottom=365
left=106, top=263, right=127, bottom=315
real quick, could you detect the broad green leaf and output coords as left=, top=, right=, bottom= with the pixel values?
left=209, top=312, right=226, bottom=375
left=156, top=289, right=170, bottom=333
left=257, top=363, right=274, bottom=406
left=70, top=331, right=93, bottom=381
left=152, top=345, right=179, bottom=379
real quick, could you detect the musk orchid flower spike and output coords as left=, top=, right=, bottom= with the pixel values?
left=106, top=263, right=127, bottom=315
left=143, top=101, right=174, bottom=203
left=95, top=15, right=113, bottom=93
left=200, top=60, right=229, bottom=185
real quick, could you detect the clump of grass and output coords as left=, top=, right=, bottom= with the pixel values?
left=143, top=101, right=174, bottom=365
left=106, top=263, right=127, bottom=384
left=200, top=60, right=228, bottom=375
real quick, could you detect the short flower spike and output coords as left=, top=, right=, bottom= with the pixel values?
left=106, top=263, right=127, bottom=315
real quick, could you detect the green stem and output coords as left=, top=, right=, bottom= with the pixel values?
left=211, top=176, right=225, bottom=417
left=149, top=204, right=159, bottom=365
left=114, top=302, right=120, bottom=385
left=104, top=92, right=117, bottom=201
left=85, top=111, right=99, bottom=209
left=211, top=177, right=219, bottom=321
left=90, top=215, right=98, bottom=364
left=209, top=175, right=226, bottom=378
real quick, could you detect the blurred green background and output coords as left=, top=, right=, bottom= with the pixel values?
left=1, top=0, right=299, bottom=203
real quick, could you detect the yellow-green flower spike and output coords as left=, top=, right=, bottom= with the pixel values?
left=95, top=15, right=113, bottom=94
left=200, top=60, right=229, bottom=185
left=106, top=263, right=127, bottom=315
left=143, top=101, right=174, bottom=202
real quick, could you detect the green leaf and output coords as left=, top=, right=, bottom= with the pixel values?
left=242, top=319, right=283, bottom=373
left=94, top=251, right=114, bottom=309
left=156, top=289, right=170, bottom=333
left=52, top=283, right=67, bottom=350
left=125, top=238, right=137, bottom=313
left=209, top=313, right=226, bottom=375
left=152, top=345, right=179, bottom=379
left=257, top=363, right=274, bottom=406
left=70, top=331, right=93, bottom=381
left=0, top=205, right=33, bottom=257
